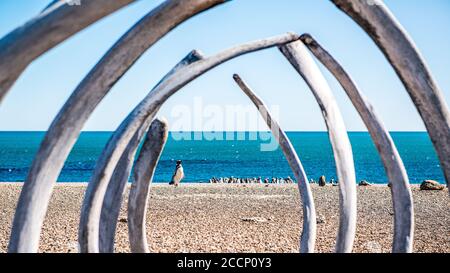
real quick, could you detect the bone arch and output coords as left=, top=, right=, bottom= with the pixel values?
left=81, top=33, right=306, bottom=253
left=0, top=0, right=447, bottom=253
left=92, top=35, right=357, bottom=254
left=100, top=35, right=412, bottom=252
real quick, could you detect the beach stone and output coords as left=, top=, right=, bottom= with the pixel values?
left=420, top=180, right=444, bottom=191
left=318, top=175, right=326, bottom=187
left=359, top=180, right=371, bottom=186
left=316, top=214, right=326, bottom=224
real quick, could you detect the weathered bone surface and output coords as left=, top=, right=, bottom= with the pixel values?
left=98, top=124, right=151, bottom=253
left=332, top=0, right=450, bottom=190
left=79, top=33, right=300, bottom=252
left=8, top=0, right=227, bottom=253
left=300, top=34, right=414, bottom=253
left=233, top=74, right=316, bottom=253
left=0, top=0, right=135, bottom=103
left=279, top=40, right=357, bottom=253
left=128, top=118, right=169, bottom=253
left=98, top=51, right=205, bottom=253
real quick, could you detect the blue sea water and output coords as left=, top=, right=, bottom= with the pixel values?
left=0, top=131, right=444, bottom=184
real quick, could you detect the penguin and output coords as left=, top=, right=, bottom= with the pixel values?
left=169, top=160, right=184, bottom=187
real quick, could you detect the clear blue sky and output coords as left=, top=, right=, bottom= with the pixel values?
left=0, top=0, right=449, bottom=131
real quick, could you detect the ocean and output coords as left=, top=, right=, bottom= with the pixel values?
left=0, top=131, right=444, bottom=184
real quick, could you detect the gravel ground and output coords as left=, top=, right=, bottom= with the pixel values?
left=0, top=183, right=448, bottom=253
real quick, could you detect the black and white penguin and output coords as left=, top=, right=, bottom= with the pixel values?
left=169, top=160, right=184, bottom=187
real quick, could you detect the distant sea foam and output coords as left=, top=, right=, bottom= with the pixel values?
left=0, top=131, right=444, bottom=184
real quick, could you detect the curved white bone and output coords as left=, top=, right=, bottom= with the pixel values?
left=233, top=74, right=317, bottom=253
left=279, top=40, right=357, bottom=253
left=8, top=0, right=227, bottom=253
left=99, top=50, right=205, bottom=253
left=0, top=0, right=135, bottom=103
left=331, top=0, right=450, bottom=191
left=300, top=33, right=414, bottom=253
left=79, top=32, right=300, bottom=252
left=98, top=126, right=150, bottom=253
left=128, top=118, right=169, bottom=253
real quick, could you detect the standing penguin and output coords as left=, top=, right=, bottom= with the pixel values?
left=169, top=160, right=184, bottom=187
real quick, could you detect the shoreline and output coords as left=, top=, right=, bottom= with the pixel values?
left=0, top=181, right=434, bottom=187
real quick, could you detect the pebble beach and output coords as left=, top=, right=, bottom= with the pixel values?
left=0, top=183, right=448, bottom=253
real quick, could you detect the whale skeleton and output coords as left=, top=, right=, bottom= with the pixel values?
left=300, top=34, right=413, bottom=253
left=1, top=0, right=447, bottom=253
left=233, top=74, right=317, bottom=253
